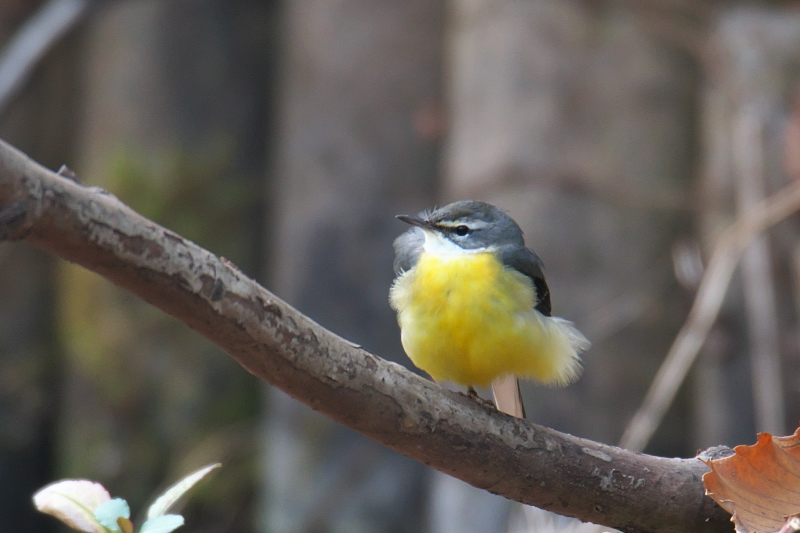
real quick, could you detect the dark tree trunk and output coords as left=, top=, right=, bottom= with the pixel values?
left=261, top=1, right=445, bottom=531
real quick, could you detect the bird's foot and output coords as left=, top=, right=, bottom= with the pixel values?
left=465, top=386, right=496, bottom=410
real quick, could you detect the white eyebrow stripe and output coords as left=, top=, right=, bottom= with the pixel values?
left=436, top=220, right=490, bottom=229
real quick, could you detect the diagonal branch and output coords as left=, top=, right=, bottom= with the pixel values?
left=0, top=0, right=93, bottom=116
left=619, top=175, right=800, bottom=452
left=0, top=138, right=732, bottom=533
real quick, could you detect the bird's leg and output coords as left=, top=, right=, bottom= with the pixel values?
left=465, top=386, right=496, bottom=410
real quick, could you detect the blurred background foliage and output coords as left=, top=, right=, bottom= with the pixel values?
left=2, top=0, right=800, bottom=532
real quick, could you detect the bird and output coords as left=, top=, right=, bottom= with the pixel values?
left=389, top=200, right=589, bottom=418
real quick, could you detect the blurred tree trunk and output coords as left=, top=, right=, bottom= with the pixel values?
left=441, top=1, right=698, bottom=530
left=60, top=1, right=274, bottom=531
left=697, top=9, right=800, bottom=449
left=0, top=1, right=79, bottom=531
left=261, top=1, right=444, bottom=531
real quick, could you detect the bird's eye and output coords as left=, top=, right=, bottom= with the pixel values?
left=455, top=225, right=470, bottom=236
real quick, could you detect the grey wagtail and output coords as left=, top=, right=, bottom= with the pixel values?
left=389, top=200, right=589, bottom=418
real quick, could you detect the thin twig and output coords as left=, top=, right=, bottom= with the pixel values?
left=619, top=177, right=800, bottom=452
left=0, top=0, right=92, bottom=116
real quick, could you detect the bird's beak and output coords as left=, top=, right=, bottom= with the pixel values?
left=396, top=214, right=431, bottom=229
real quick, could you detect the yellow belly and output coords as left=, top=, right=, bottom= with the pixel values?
left=390, top=250, right=575, bottom=388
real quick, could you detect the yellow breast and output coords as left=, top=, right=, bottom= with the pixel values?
left=390, top=250, right=576, bottom=388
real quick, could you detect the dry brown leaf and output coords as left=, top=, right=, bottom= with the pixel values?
left=702, top=428, right=800, bottom=533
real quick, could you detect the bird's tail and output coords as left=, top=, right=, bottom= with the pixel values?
left=492, top=316, right=590, bottom=418
left=491, top=375, right=526, bottom=418
left=541, top=316, right=590, bottom=386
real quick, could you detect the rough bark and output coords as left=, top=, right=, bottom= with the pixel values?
left=0, top=140, right=733, bottom=533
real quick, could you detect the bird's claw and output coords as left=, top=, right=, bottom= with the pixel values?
left=465, top=387, right=496, bottom=410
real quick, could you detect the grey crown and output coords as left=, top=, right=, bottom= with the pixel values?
left=392, top=200, right=552, bottom=316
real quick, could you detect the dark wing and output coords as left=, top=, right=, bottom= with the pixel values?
left=393, top=227, right=425, bottom=275
left=501, top=245, right=552, bottom=317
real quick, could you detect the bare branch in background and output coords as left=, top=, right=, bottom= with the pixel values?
left=0, top=0, right=92, bottom=116
left=0, top=140, right=733, bottom=533
left=619, top=173, right=800, bottom=452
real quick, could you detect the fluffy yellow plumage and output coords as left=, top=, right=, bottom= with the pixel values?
left=390, top=200, right=589, bottom=417
left=390, top=249, right=581, bottom=388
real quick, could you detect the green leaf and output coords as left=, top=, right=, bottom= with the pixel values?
left=139, top=515, right=184, bottom=533
left=146, top=463, right=220, bottom=519
left=94, top=498, right=130, bottom=531
left=33, top=480, right=111, bottom=533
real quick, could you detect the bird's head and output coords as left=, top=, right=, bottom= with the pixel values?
left=396, top=200, right=524, bottom=252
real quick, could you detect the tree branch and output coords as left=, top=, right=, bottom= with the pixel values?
left=0, top=138, right=732, bottom=533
